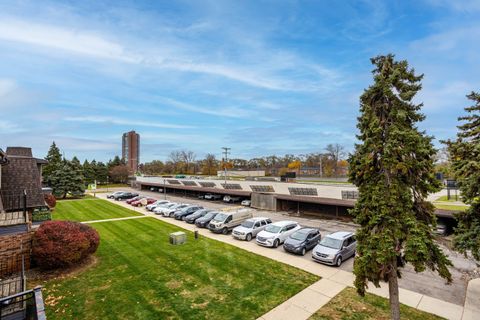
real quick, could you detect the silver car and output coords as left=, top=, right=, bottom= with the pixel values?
left=312, top=231, right=356, bottom=267
left=232, top=217, right=272, bottom=241
left=146, top=200, right=170, bottom=211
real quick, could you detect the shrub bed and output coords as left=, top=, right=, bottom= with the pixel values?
left=32, top=221, right=100, bottom=270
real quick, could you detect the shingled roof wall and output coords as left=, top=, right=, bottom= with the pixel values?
left=1, top=147, right=45, bottom=211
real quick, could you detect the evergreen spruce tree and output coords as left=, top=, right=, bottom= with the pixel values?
left=43, top=142, right=62, bottom=185
left=95, top=162, right=108, bottom=184
left=348, top=54, right=452, bottom=320
left=445, top=91, right=480, bottom=259
left=50, top=159, right=85, bottom=199
left=83, top=160, right=95, bottom=185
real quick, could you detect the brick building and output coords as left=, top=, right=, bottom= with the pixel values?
left=122, top=130, right=140, bottom=172
left=0, top=147, right=47, bottom=319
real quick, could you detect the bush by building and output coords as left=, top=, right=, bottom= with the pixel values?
left=32, top=220, right=100, bottom=270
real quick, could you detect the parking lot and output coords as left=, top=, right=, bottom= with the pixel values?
left=98, top=187, right=477, bottom=306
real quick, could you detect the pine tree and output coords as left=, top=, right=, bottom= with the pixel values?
left=83, top=160, right=95, bottom=185
left=95, top=162, right=108, bottom=184
left=445, top=91, right=480, bottom=259
left=43, top=142, right=62, bottom=185
left=348, top=54, right=452, bottom=320
left=50, top=159, right=85, bottom=199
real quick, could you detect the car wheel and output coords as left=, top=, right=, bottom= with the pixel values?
left=246, top=233, right=252, bottom=241
left=336, top=256, right=343, bottom=267
left=301, top=248, right=306, bottom=256
left=222, top=227, right=228, bottom=235
left=273, top=239, right=279, bottom=248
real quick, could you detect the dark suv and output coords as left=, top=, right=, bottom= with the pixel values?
left=173, top=206, right=203, bottom=220
left=283, top=228, right=321, bottom=256
left=195, top=211, right=220, bottom=228
left=185, top=209, right=214, bottom=224
left=114, top=192, right=139, bottom=200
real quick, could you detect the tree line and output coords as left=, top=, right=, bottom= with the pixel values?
left=42, top=142, right=132, bottom=198
left=140, top=143, right=348, bottom=177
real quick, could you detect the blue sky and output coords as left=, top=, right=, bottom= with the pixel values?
left=0, top=0, right=479, bottom=162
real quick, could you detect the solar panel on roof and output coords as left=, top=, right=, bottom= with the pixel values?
left=288, top=187, right=318, bottom=196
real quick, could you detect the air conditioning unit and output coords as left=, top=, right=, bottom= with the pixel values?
left=169, top=231, right=186, bottom=245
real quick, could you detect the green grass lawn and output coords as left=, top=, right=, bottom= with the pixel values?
left=40, top=199, right=318, bottom=319
left=52, top=197, right=143, bottom=222
left=435, top=195, right=462, bottom=202
left=309, top=287, right=443, bottom=320
left=96, top=183, right=129, bottom=189
left=434, top=204, right=468, bottom=212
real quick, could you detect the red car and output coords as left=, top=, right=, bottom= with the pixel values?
left=126, top=196, right=145, bottom=205
left=131, top=197, right=156, bottom=207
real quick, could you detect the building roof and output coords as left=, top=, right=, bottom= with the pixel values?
left=143, top=181, right=252, bottom=197
left=1, top=147, right=46, bottom=211
left=0, top=148, right=8, bottom=165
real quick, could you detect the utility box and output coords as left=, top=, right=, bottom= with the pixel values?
left=169, top=231, right=186, bottom=245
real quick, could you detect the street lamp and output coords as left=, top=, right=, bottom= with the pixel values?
left=222, top=147, right=231, bottom=187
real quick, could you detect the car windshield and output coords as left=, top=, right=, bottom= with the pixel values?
left=290, top=230, right=309, bottom=241
left=213, top=213, right=228, bottom=222
left=194, top=209, right=207, bottom=215
left=264, top=225, right=282, bottom=233
left=319, top=237, right=343, bottom=250
left=203, top=212, right=216, bottom=219
left=241, top=220, right=254, bottom=228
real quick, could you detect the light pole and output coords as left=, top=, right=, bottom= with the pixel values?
left=222, top=147, right=231, bottom=187
left=164, top=178, right=167, bottom=200
left=319, top=153, right=326, bottom=179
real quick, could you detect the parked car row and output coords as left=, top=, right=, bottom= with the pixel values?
left=199, top=193, right=250, bottom=205
left=108, top=192, right=356, bottom=266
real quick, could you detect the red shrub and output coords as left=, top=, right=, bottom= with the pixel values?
left=44, top=194, right=57, bottom=209
left=32, top=221, right=100, bottom=270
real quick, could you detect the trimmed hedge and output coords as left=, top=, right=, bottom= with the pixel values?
left=32, top=221, right=100, bottom=270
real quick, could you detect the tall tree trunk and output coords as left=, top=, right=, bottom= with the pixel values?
left=388, top=259, right=401, bottom=320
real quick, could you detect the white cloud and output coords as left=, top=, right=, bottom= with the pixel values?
left=157, top=97, right=253, bottom=118
left=410, top=26, right=480, bottom=53
left=0, top=17, right=341, bottom=92
left=49, top=136, right=118, bottom=151
left=64, top=116, right=193, bottom=129
left=426, top=0, right=480, bottom=12
left=0, top=120, right=23, bottom=133
left=0, top=18, right=139, bottom=63
left=0, top=79, right=16, bottom=97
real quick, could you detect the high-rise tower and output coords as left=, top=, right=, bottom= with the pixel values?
left=122, top=131, right=140, bottom=172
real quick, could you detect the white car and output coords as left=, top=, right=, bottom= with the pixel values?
left=241, top=199, right=251, bottom=206
left=107, top=191, right=125, bottom=199
left=161, top=203, right=190, bottom=217
left=232, top=217, right=271, bottom=241
left=256, top=221, right=301, bottom=248
left=153, top=202, right=178, bottom=215
left=146, top=200, right=170, bottom=211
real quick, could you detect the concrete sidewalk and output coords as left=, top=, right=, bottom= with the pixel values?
left=462, top=278, right=480, bottom=320
left=101, top=195, right=471, bottom=320
left=81, top=215, right=149, bottom=224
left=258, top=278, right=346, bottom=320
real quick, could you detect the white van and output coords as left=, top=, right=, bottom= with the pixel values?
left=208, top=209, right=253, bottom=234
